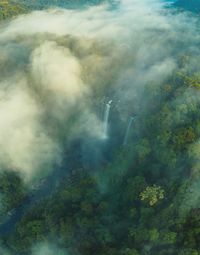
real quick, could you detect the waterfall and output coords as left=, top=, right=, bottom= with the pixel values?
left=123, top=117, right=134, bottom=146
left=102, top=100, right=112, bottom=139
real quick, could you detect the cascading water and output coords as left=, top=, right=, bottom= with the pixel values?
left=123, top=116, right=134, bottom=146
left=102, top=100, right=112, bottom=139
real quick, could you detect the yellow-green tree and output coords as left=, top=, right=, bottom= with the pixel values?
left=140, top=185, right=165, bottom=206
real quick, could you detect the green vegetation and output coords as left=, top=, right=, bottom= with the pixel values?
left=0, top=171, right=26, bottom=213
left=0, top=1, right=200, bottom=255
left=140, top=185, right=165, bottom=206
left=0, top=1, right=28, bottom=20
left=1, top=57, right=200, bottom=254
left=0, top=0, right=105, bottom=17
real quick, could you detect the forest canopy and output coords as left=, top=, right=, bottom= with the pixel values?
left=0, top=0, right=200, bottom=255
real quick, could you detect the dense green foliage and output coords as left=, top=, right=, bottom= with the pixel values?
left=0, top=0, right=104, bottom=20
left=0, top=1, right=28, bottom=20
left=9, top=0, right=104, bottom=11
left=1, top=57, right=200, bottom=254
left=1, top=1, right=200, bottom=255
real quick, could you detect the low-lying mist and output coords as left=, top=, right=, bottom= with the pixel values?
left=1, top=0, right=200, bottom=254
left=0, top=0, right=197, bottom=182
